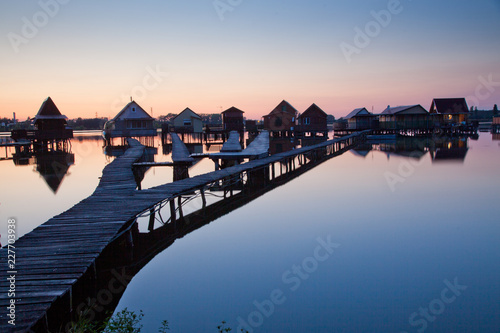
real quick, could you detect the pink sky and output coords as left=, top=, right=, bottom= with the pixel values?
left=1, top=1, right=499, bottom=121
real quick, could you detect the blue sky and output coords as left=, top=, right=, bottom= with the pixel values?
left=1, top=0, right=499, bottom=119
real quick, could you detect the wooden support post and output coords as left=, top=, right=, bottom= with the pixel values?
left=126, top=230, right=134, bottom=248
left=170, top=200, right=176, bottom=223
left=201, top=188, right=207, bottom=210
left=148, top=208, right=155, bottom=231
left=271, top=163, right=275, bottom=180
left=178, top=196, right=184, bottom=220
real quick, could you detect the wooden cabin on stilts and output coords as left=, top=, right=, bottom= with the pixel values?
left=103, top=99, right=157, bottom=147
left=10, top=96, right=73, bottom=152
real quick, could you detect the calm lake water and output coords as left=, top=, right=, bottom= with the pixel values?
left=1, top=131, right=499, bottom=332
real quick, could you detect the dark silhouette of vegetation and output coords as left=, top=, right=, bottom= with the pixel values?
left=67, top=118, right=108, bottom=130
left=66, top=308, right=169, bottom=333
left=67, top=309, right=250, bottom=333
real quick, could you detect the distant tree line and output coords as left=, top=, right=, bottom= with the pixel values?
left=0, top=117, right=33, bottom=131
left=67, top=117, right=109, bottom=130
left=468, top=104, right=499, bottom=121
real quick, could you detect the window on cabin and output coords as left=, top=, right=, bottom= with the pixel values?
left=304, top=117, right=310, bottom=125
left=184, top=119, right=192, bottom=126
left=132, top=108, right=136, bottom=112
left=282, top=105, right=286, bottom=112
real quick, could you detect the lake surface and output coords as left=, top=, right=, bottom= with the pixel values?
left=1, top=132, right=499, bottom=332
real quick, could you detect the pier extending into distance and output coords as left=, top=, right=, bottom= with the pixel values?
left=0, top=131, right=368, bottom=332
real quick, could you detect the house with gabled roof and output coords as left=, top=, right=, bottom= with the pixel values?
left=172, top=108, right=203, bottom=133
left=263, top=100, right=298, bottom=136
left=34, top=97, right=68, bottom=131
left=345, top=107, right=376, bottom=130
left=11, top=96, right=73, bottom=143
left=104, top=100, right=156, bottom=138
left=429, top=98, right=470, bottom=126
left=296, top=103, right=328, bottom=136
left=379, top=105, right=430, bottom=130
left=222, top=106, right=245, bottom=132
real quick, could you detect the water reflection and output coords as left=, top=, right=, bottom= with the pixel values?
left=269, top=137, right=298, bottom=155
left=34, top=150, right=75, bottom=193
left=9, top=143, right=75, bottom=193
left=357, top=136, right=470, bottom=163
left=350, top=142, right=372, bottom=158
left=376, top=137, right=429, bottom=160
left=63, top=139, right=349, bottom=331
left=300, top=136, right=328, bottom=148
left=430, top=137, right=468, bottom=163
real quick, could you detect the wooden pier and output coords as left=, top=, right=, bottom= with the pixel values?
left=219, top=130, right=242, bottom=152
left=170, top=133, right=195, bottom=164
left=208, top=130, right=270, bottom=170
left=211, top=130, right=270, bottom=159
left=0, top=131, right=367, bottom=332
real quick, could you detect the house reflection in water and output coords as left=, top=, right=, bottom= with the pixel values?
left=269, top=137, right=297, bottom=155
left=430, top=137, right=468, bottom=163
left=356, top=136, right=470, bottom=163
left=34, top=150, right=75, bottom=193
left=377, top=137, right=429, bottom=161
left=350, top=142, right=373, bottom=158
left=10, top=144, right=75, bottom=193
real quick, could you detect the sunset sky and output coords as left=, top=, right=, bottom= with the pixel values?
left=1, top=0, right=499, bottom=120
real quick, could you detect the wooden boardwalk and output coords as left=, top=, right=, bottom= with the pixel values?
left=210, top=130, right=269, bottom=159
left=0, top=139, right=145, bottom=333
left=219, top=131, right=242, bottom=152
left=0, top=131, right=367, bottom=332
left=170, top=133, right=194, bottom=163
left=133, top=133, right=195, bottom=168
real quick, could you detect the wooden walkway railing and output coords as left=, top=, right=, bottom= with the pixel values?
left=0, top=131, right=367, bottom=332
